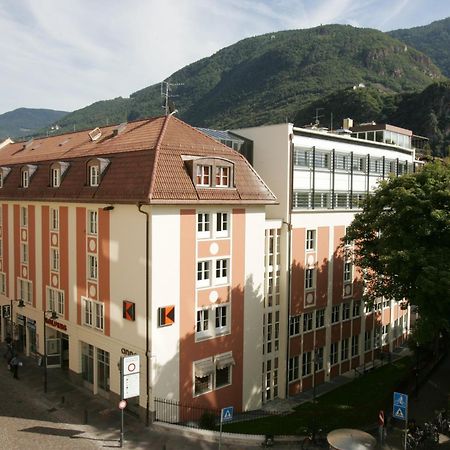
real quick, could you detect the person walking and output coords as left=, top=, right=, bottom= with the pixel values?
left=9, top=355, right=20, bottom=379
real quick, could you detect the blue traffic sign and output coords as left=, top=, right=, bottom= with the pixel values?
left=393, top=392, right=408, bottom=408
left=393, top=392, right=408, bottom=421
left=221, top=406, right=234, bottom=422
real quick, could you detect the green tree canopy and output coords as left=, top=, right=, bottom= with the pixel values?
left=345, top=161, right=450, bottom=343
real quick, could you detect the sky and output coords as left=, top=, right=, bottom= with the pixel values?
left=1, top=0, right=449, bottom=115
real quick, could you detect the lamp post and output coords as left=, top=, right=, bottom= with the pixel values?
left=43, top=309, right=58, bottom=393
left=9, top=298, right=25, bottom=344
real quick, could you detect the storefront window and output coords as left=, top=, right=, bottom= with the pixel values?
left=81, top=342, right=94, bottom=384
left=97, top=348, right=110, bottom=391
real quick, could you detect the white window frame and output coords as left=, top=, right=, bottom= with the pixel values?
left=21, top=206, right=28, bottom=227
left=351, top=335, right=359, bottom=357
left=50, top=208, right=59, bottom=231
left=196, top=260, right=211, bottom=288
left=193, top=358, right=214, bottom=396
left=216, top=212, right=229, bottom=238
left=21, top=169, right=29, bottom=188
left=331, top=304, right=340, bottom=323
left=196, top=303, right=231, bottom=340
left=18, top=278, right=32, bottom=304
left=89, top=165, right=100, bottom=187
left=21, top=243, right=28, bottom=264
left=344, top=261, right=353, bottom=282
left=51, top=248, right=59, bottom=272
left=288, top=356, right=299, bottom=382
left=214, top=304, right=230, bottom=335
left=306, top=229, right=316, bottom=251
left=341, top=338, right=349, bottom=361
left=0, top=272, right=6, bottom=295
left=342, top=302, right=351, bottom=321
left=302, top=351, right=312, bottom=377
left=330, top=342, right=338, bottom=365
left=215, top=258, right=229, bottom=285
left=305, top=268, right=315, bottom=290
left=82, top=297, right=104, bottom=331
left=197, top=212, right=211, bottom=239
left=215, top=353, right=233, bottom=389
left=51, top=167, right=61, bottom=187
left=196, top=165, right=211, bottom=186
left=88, top=210, right=98, bottom=235
left=353, top=301, right=361, bottom=317
left=88, top=254, right=98, bottom=280
left=215, top=166, right=230, bottom=187
left=47, top=287, right=64, bottom=316
left=303, top=312, right=313, bottom=332
left=315, top=308, right=325, bottom=329
left=196, top=308, right=209, bottom=337
left=289, top=315, right=301, bottom=336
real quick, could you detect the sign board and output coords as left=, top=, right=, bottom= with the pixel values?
left=121, top=355, right=140, bottom=399
left=118, top=400, right=127, bottom=410
left=221, top=406, right=234, bottom=422
left=393, top=392, right=408, bottom=421
left=123, top=301, right=135, bottom=321
left=158, top=306, right=175, bottom=327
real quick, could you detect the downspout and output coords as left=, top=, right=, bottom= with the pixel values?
left=138, top=203, right=150, bottom=427
left=285, top=132, right=294, bottom=398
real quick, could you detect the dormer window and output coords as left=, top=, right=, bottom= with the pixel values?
left=186, top=157, right=234, bottom=189
left=51, top=167, right=61, bottom=187
left=87, top=158, right=109, bottom=187
left=0, top=167, right=11, bottom=188
left=196, top=165, right=211, bottom=186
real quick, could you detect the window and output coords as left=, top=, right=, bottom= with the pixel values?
left=18, top=278, right=32, bottom=304
left=82, top=297, right=104, bottom=331
left=215, top=353, right=234, bottom=389
left=88, top=255, right=98, bottom=280
left=88, top=210, right=98, bottom=235
left=0, top=272, right=6, bottom=295
left=365, top=330, right=372, bottom=351
left=21, top=206, right=28, bottom=227
left=216, top=166, right=230, bottom=187
left=197, top=260, right=211, bottom=287
left=47, top=287, right=64, bottom=316
left=288, top=356, right=299, bottom=382
left=50, top=208, right=59, bottom=231
left=341, top=338, right=349, bottom=361
left=97, top=349, right=110, bottom=392
left=215, top=305, right=229, bottom=334
left=51, top=167, right=61, bottom=187
left=352, top=301, right=361, bottom=317
left=314, top=347, right=324, bottom=371
left=21, top=243, right=28, bottom=264
left=302, top=352, right=312, bottom=376
left=215, top=259, right=229, bottom=284
left=330, top=342, right=338, bottom=365
left=305, top=268, right=315, bottom=290
left=315, top=309, right=325, bottom=329
left=332, top=305, right=340, bottom=323
left=196, top=309, right=209, bottom=334
left=21, top=169, right=29, bottom=188
left=196, top=165, right=211, bottom=186
left=342, top=302, right=351, bottom=321
left=289, top=315, right=301, bottom=336
left=197, top=213, right=210, bottom=238
left=351, top=335, right=359, bottom=357
left=344, top=261, right=352, bottom=282
left=81, top=342, right=94, bottom=384
left=51, top=248, right=59, bottom=272
left=303, top=312, right=313, bottom=332
left=216, top=212, right=229, bottom=237
left=89, top=164, right=100, bottom=187
left=306, top=229, right=316, bottom=251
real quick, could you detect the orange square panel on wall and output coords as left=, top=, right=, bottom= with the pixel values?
left=158, top=305, right=175, bottom=327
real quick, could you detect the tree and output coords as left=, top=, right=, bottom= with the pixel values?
left=345, top=161, right=450, bottom=344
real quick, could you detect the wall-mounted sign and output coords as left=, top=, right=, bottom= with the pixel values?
left=158, top=306, right=175, bottom=327
left=45, top=317, right=68, bottom=331
left=123, top=301, right=135, bottom=321
left=120, top=354, right=140, bottom=399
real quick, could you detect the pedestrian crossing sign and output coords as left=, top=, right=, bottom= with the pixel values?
left=393, top=405, right=407, bottom=420
left=393, top=392, right=408, bottom=421
left=221, top=406, right=234, bottom=422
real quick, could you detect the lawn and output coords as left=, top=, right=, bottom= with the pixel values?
left=223, top=356, right=413, bottom=435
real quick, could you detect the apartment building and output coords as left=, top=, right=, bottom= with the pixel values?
left=0, top=115, right=276, bottom=419
left=232, top=120, right=413, bottom=402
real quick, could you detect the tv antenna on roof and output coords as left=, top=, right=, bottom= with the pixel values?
left=161, top=80, right=184, bottom=115
left=314, top=107, right=324, bottom=126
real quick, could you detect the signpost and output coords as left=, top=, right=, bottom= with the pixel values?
left=393, top=392, right=408, bottom=450
left=119, top=355, right=140, bottom=448
left=219, top=406, right=233, bottom=450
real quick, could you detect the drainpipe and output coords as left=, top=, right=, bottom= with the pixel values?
left=138, top=203, right=150, bottom=427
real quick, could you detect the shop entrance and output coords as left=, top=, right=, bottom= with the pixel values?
left=46, top=330, right=69, bottom=369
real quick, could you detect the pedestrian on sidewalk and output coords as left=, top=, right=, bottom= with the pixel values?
left=9, top=355, right=21, bottom=379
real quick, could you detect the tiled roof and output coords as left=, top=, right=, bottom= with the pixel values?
left=0, top=115, right=277, bottom=205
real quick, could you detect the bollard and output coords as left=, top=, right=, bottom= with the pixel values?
left=83, top=409, right=88, bottom=424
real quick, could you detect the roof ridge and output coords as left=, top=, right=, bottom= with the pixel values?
left=148, top=115, right=171, bottom=200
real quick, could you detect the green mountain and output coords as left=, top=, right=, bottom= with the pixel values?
left=0, top=108, right=69, bottom=140
left=294, top=80, right=450, bottom=156
left=389, top=17, right=450, bottom=77
left=48, top=24, right=443, bottom=135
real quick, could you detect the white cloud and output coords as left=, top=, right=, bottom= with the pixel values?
left=0, top=0, right=449, bottom=114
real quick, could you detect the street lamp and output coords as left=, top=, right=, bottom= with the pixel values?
left=9, top=298, right=25, bottom=344
left=43, top=309, right=58, bottom=393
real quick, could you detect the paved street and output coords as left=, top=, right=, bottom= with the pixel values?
left=0, top=344, right=449, bottom=449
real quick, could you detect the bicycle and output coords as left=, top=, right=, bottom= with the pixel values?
left=301, top=428, right=328, bottom=450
